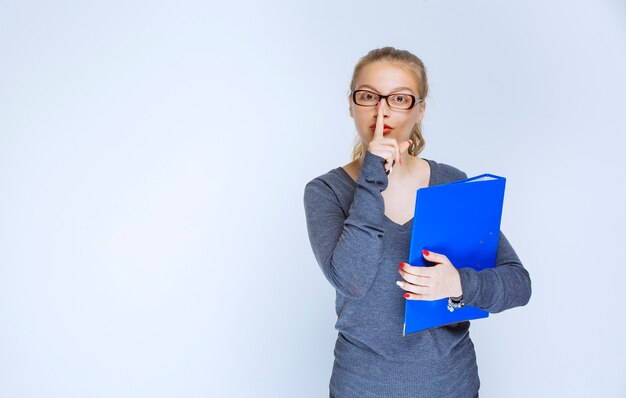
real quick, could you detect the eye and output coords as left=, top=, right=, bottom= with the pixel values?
left=392, top=95, right=408, bottom=103
left=358, top=91, right=377, bottom=101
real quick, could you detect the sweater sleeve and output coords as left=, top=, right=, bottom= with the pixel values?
left=457, top=225, right=532, bottom=313
left=440, top=169, right=531, bottom=313
left=303, top=151, right=389, bottom=299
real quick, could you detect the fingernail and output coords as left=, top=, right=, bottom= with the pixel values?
left=396, top=281, right=404, bottom=288
left=399, top=262, right=404, bottom=269
left=404, top=293, right=410, bottom=299
left=422, top=249, right=429, bottom=256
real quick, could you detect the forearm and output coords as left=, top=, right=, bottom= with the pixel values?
left=304, top=151, right=389, bottom=299
left=457, top=231, right=532, bottom=313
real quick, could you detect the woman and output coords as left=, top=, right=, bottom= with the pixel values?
left=303, top=47, right=532, bottom=398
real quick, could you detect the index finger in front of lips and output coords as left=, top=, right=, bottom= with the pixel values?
left=374, top=101, right=385, bottom=139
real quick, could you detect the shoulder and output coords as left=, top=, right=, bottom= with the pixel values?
left=303, top=167, right=353, bottom=205
left=426, top=158, right=468, bottom=185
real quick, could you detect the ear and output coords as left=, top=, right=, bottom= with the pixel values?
left=416, top=99, right=426, bottom=122
left=348, top=95, right=354, bottom=118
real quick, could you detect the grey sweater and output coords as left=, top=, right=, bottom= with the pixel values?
left=303, top=151, right=532, bottom=398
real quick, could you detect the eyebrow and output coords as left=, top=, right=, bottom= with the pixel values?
left=356, top=84, right=415, bottom=94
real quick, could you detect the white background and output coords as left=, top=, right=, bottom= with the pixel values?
left=1, top=1, right=625, bottom=397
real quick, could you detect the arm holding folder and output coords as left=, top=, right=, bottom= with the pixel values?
left=450, top=173, right=532, bottom=314
left=401, top=172, right=532, bottom=335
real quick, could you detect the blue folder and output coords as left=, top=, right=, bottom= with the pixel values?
left=403, top=173, right=506, bottom=336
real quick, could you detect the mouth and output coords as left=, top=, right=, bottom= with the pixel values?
left=370, top=124, right=393, bottom=134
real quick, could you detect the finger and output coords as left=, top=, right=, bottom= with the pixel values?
left=396, top=280, right=431, bottom=296
left=422, top=249, right=449, bottom=265
left=384, top=147, right=396, bottom=173
left=399, top=139, right=412, bottom=167
left=381, top=141, right=399, bottom=169
left=381, top=138, right=400, bottom=165
left=399, top=262, right=432, bottom=278
left=385, top=159, right=395, bottom=175
left=386, top=147, right=396, bottom=166
left=403, top=292, right=435, bottom=301
left=386, top=138, right=400, bottom=165
left=374, top=101, right=385, bottom=139
left=398, top=269, right=431, bottom=286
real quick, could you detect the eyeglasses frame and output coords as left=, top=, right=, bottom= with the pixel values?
left=351, top=89, right=424, bottom=110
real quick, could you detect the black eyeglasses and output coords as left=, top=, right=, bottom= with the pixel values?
left=351, top=89, right=423, bottom=110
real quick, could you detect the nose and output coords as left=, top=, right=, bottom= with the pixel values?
left=375, top=99, right=390, bottom=117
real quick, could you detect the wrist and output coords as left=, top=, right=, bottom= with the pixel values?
left=452, top=270, right=463, bottom=299
left=447, top=294, right=465, bottom=312
left=450, top=294, right=463, bottom=302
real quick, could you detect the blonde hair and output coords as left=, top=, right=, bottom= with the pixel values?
left=349, top=46, right=429, bottom=161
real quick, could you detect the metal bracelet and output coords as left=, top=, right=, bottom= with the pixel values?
left=447, top=296, right=465, bottom=312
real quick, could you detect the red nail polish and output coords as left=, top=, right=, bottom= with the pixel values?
left=404, top=293, right=410, bottom=298
left=399, top=262, right=404, bottom=269
left=422, top=249, right=429, bottom=256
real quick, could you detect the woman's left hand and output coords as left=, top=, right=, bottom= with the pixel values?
left=397, top=249, right=463, bottom=300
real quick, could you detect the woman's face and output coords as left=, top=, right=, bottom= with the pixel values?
left=349, top=61, right=425, bottom=148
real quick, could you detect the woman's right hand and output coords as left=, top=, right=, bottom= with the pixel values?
left=367, top=102, right=413, bottom=174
